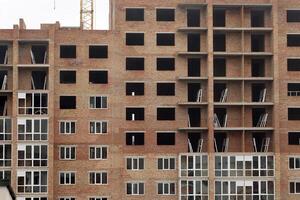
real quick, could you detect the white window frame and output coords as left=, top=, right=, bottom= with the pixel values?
left=17, top=118, right=48, bottom=141
left=88, top=171, right=108, bottom=185
left=0, top=117, right=11, bottom=141
left=89, top=146, right=108, bottom=160
left=89, top=96, right=108, bottom=109
left=18, top=92, right=48, bottom=115
left=289, top=156, right=300, bottom=170
left=17, top=170, right=48, bottom=193
left=59, top=120, right=76, bottom=134
left=157, top=157, right=176, bottom=170
left=58, top=197, right=76, bottom=200
left=59, top=171, right=76, bottom=185
left=179, top=154, right=208, bottom=177
left=289, top=181, right=300, bottom=194
left=89, top=120, right=108, bottom=134
left=0, top=144, right=11, bottom=167
left=17, top=144, right=48, bottom=167
left=88, top=197, right=108, bottom=200
left=0, top=170, right=10, bottom=180
left=126, top=181, right=145, bottom=195
left=157, top=181, right=176, bottom=195
left=59, top=146, right=76, bottom=160
left=126, top=156, right=144, bottom=170
left=17, top=197, right=48, bottom=200
left=179, top=179, right=208, bottom=199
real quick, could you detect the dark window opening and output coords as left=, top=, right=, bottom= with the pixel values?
left=0, top=45, right=8, bottom=64
left=126, top=83, right=144, bottom=96
left=126, top=108, right=144, bottom=120
left=287, top=10, right=300, bottom=22
left=214, top=108, right=227, bottom=127
left=252, top=108, right=266, bottom=126
left=288, top=83, right=300, bottom=96
left=251, top=10, right=265, bottom=27
left=157, top=33, right=175, bottom=46
left=187, top=9, right=200, bottom=27
left=288, top=132, right=300, bottom=145
left=188, top=108, right=201, bottom=127
left=252, top=132, right=267, bottom=152
left=213, top=9, right=226, bottom=27
left=157, top=107, right=175, bottom=120
left=126, top=132, right=144, bottom=145
left=214, top=132, right=227, bottom=152
left=251, top=59, right=265, bottom=77
left=32, top=71, right=47, bottom=89
left=288, top=34, right=300, bottom=47
left=60, top=96, right=76, bottom=109
left=188, top=58, right=201, bottom=77
left=89, top=45, right=108, bottom=59
left=0, top=96, right=7, bottom=116
left=288, top=108, right=300, bottom=120
left=31, top=45, right=47, bottom=64
left=0, top=71, right=8, bottom=90
left=157, top=58, right=175, bottom=71
left=214, top=58, right=226, bottom=77
left=252, top=83, right=266, bottom=102
left=126, top=33, right=144, bottom=46
left=288, top=59, right=300, bottom=71
left=214, top=34, right=226, bottom=51
left=251, top=34, right=265, bottom=52
left=126, top=8, right=144, bottom=21
left=214, top=83, right=226, bottom=102
left=157, top=132, right=175, bottom=145
left=126, top=57, right=144, bottom=71
left=89, top=71, right=108, bottom=84
left=156, top=9, right=175, bottom=21
left=157, top=83, right=175, bottom=96
left=188, top=83, right=201, bottom=102
left=188, top=33, right=200, bottom=52
left=60, top=71, right=76, bottom=84
left=60, top=45, right=76, bottom=58
left=188, top=132, right=202, bottom=152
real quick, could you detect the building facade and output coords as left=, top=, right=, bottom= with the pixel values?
left=0, top=0, right=300, bottom=199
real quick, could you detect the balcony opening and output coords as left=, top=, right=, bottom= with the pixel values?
left=0, top=96, right=8, bottom=116
left=251, top=83, right=266, bottom=102
left=157, top=57, right=175, bottom=71
left=157, top=83, right=175, bottom=96
left=251, top=59, right=265, bottom=77
left=89, top=45, right=108, bottom=59
left=214, top=34, right=226, bottom=51
left=214, top=132, right=228, bottom=152
left=213, top=9, right=226, bottom=27
left=252, top=132, right=270, bottom=152
left=126, top=8, right=144, bottom=21
left=251, top=10, right=265, bottom=27
left=188, top=58, right=201, bottom=77
left=288, top=83, right=300, bottom=96
left=156, top=8, right=175, bottom=21
left=214, top=58, right=226, bottom=77
left=60, top=96, right=76, bottom=109
left=60, top=45, right=76, bottom=58
left=0, top=71, right=8, bottom=90
left=214, top=83, right=227, bottom=102
left=157, top=132, right=175, bottom=145
left=31, top=45, right=47, bottom=64
left=188, top=132, right=203, bottom=152
left=252, top=108, right=268, bottom=127
left=0, top=45, right=8, bottom=64
left=251, top=34, right=265, bottom=52
left=31, top=71, right=47, bottom=90
left=126, top=108, right=144, bottom=121
left=214, top=108, right=227, bottom=128
left=60, top=70, right=76, bottom=84
left=126, top=132, right=144, bottom=145
left=288, top=58, right=300, bottom=71
left=126, top=57, right=144, bottom=71
left=89, top=71, right=108, bottom=84
left=126, top=82, right=144, bottom=96
left=188, top=83, right=202, bottom=102
left=187, top=9, right=200, bottom=27
left=156, top=33, right=175, bottom=46
left=126, top=33, right=144, bottom=46
left=187, top=33, right=200, bottom=52
left=188, top=108, right=201, bottom=127
left=157, top=107, right=175, bottom=120
left=288, top=132, right=300, bottom=145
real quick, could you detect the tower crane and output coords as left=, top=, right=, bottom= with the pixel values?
left=80, top=0, right=94, bottom=30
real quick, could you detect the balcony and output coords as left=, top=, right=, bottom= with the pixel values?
left=18, top=92, right=48, bottom=115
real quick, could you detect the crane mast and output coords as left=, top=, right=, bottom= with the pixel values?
left=80, top=0, right=94, bottom=30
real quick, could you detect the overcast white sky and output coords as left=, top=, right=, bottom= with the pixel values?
left=0, top=0, right=109, bottom=29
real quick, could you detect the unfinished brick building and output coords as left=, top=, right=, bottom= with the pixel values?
left=1, top=0, right=300, bottom=199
